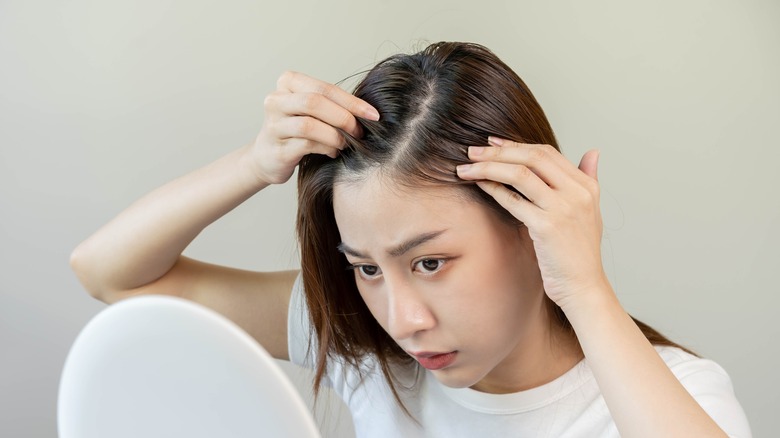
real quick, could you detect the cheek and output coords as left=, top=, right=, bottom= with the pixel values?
left=487, top=229, right=543, bottom=295
left=452, top=251, right=541, bottom=327
left=355, top=283, right=390, bottom=328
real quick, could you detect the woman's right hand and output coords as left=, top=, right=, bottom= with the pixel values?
left=251, top=71, right=380, bottom=185
left=71, top=71, right=379, bottom=358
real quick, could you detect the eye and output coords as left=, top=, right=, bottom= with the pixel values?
left=350, top=264, right=382, bottom=281
left=413, top=258, right=446, bottom=274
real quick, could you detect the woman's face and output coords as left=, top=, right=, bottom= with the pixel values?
left=332, top=173, right=549, bottom=392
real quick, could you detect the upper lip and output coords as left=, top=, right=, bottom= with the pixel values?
left=409, top=351, right=454, bottom=358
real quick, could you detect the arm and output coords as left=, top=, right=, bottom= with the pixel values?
left=458, top=137, right=730, bottom=437
left=564, top=285, right=730, bottom=437
left=70, top=71, right=380, bottom=360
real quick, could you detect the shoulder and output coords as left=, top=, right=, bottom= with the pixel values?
left=655, top=346, right=752, bottom=437
left=655, top=345, right=732, bottom=386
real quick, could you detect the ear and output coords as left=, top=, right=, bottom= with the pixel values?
left=578, top=149, right=600, bottom=181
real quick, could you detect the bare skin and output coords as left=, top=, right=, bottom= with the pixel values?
left=457, top=138, right=727, bottom=437
left=70, top=71, right=379, bottom=360
left=72, top=72, right=728, bottom=437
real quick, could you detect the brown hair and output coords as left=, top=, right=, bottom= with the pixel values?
left=296, top=41, right=692, bottom=411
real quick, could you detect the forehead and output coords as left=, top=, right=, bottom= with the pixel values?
left=333, top=175, right=466, bottom=220
left=332, top=174, right=503, bottom=251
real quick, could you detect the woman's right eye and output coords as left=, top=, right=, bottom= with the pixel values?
left=353, top=264, right=382, bottom=280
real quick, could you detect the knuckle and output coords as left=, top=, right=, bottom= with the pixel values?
left=528, top=147, right=548, bottom=163
left=513, top=165, right=533, bottom=180
left=559, top=200, right=575, bottom=217
left=302, top=138, right=319, bottom=151
left=296, top=117, right=314, bottom=135
left=277, top=70, right=294, bottom=88
left=505, top=188, right=525, bottom=203
left=337, top=110, right=354, bottom=130
left=301, top=93, right=320, bottom=112
left=571, top=188, right=596, bottom=214
left=318, top=82, right=339, bottom=100
left=263, top=92, right=278, bottom=110
left=314, top=82, right=330, bottom=96
left=328, top=128, right=346, bottom=148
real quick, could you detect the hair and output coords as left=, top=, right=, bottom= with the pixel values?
left=295, top=41, right=693, bottom=413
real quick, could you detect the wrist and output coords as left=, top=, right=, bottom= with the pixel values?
left=557, top=278, right=622, bottom=328
left=237, top=143, right=274, bottom=191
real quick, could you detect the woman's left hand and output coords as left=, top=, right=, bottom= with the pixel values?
left=456, top=136, right=608, bottom=312
left=458, top=138, right=734, bottom=438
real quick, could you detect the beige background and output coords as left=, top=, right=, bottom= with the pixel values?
left=1, top=0, right=778, bottom=436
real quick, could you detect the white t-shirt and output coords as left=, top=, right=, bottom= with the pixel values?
left=287, top=274, right=752, bottom=437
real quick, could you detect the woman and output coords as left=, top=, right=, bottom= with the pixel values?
left=71, top=42, right=750, bottom=437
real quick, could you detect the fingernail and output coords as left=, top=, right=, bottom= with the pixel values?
left=469, top=146, right=484, bottom=156
left=456, top=164, right=472, bottom=173
left=488, top=136, right=504, bottom=146
left=364, top=107, right=380, bottom=121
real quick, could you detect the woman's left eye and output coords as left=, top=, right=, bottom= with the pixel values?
left=414, top=258, right=446, bottom=274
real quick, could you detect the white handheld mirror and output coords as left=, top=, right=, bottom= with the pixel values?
left=58, top=295, right=321, bottom=438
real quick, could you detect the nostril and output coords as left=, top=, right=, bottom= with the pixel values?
left=387, top=299, right=436, bottom=341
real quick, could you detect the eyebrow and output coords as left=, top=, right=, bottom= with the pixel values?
left=337, top=229, right=448, bottom=259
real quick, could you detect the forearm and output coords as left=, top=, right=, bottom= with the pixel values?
left=70, top=143, right=269, bottom=297
left=71, top=72, right=374, bottom=299
left=563, top=287, right=727, bottom=438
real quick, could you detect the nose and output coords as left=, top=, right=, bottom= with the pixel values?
left=385, top=278, right=436, bottom=341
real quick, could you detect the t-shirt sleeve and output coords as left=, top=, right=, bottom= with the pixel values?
left=286, top=272, right=316, bottom=368
left=661, top=347, right=752, bottom=438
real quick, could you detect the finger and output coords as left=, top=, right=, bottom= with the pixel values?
left=273, top=116, right=346, bottom=150
left=267, top=91, right=363, bottom=138
left=468, top=143, right=578, bottom=192
left=487, top=137, right=596, bottom=188
left=457, top=161, right=557, bottom=210
left=280, top=137, right=341, bottom=159
left=276, top=71, right=380, bottom=121
left=475, top=180, right=541, bottom=227
left=578, top=149, right=600, bottom=181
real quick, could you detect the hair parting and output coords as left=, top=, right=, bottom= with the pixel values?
left=295, top=41, right=694, bottom=418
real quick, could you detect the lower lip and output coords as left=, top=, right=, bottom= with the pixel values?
left=415, top=352, right=457, bottom=370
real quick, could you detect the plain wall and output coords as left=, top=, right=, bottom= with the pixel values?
left=1, top=0, right=778, bottom=436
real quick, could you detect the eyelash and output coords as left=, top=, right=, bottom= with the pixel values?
left=415, top=258, right=446, bottom=274
left=347, top=258, right=449, bottom=281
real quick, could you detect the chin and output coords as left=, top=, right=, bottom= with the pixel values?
left=430, top=366, right=485, bottom=389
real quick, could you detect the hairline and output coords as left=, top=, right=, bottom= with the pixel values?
left=331, top=164, right=522, bottom=232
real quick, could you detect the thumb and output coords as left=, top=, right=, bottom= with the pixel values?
left=578, top=149, right=600, bottom=181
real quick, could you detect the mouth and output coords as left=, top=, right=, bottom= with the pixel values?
left=410, top=351, right=458, bottom=370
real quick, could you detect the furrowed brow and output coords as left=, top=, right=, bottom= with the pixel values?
left=337, top=230, right=448, bottom=260
left=388, top=230, right=447, bottom=257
